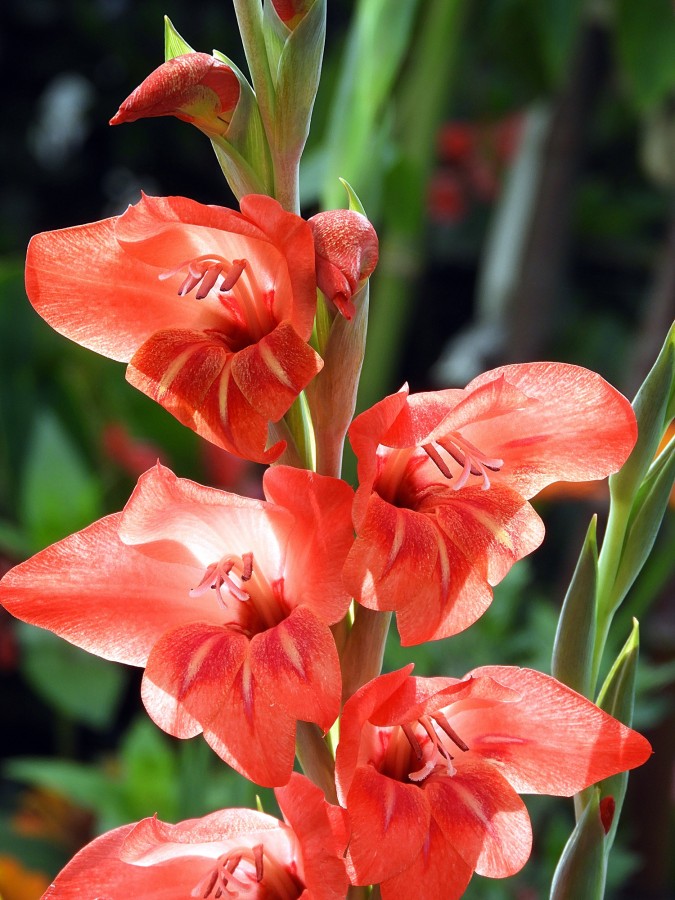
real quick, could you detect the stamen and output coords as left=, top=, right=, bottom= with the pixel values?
left=190, top=848, right=260, bottom=899
left=432, top=711, right=470, bottom=752
left=404, top=714, right=468, bottom=783
left=253, top=844, right=264, bottom=882
left=158, top=255, right=248, bottom=301
left=189, top=553, right=254, bottom=607
left=220, top=258, right=247, bottom=292
left=424, top=431, right=504, bottom=491
left=401, top=723, right=424, bottom=761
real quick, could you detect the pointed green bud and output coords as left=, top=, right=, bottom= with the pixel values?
left=610, top=322, right=674, bottom=507
left=550, top=788, right=610, bottom=900
left=612, top=435, right=675, bottom=605
left=595, top=620, right=645, bottom=850
left=265, top=0, right=326, bottom=163
left=552, top=516, right=598, bottom=697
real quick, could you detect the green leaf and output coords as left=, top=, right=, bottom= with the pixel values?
left=116, top=718, right=180, bottom=823
left=4, top=757, right=116, bottom=812
left=551, top=516, right=598, bottom=697
left=609, top=322, right=674, bottom=507
left=595, top=620, right=640, bottom=852
left=533, top=0, right=586, bottom=86
left=17, top=623, right=128, bottom=731
left=615, top=0, right=675, bottom=111
left=550, top=788, right=608, bottom=900
left=20, top=411, right=102, bottom=552
left=612, top=437, right=675, bottom=606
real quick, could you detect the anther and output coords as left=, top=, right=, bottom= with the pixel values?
left=423, top=432, right=503, bottom=491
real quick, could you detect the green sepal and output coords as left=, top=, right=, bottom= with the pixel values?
left=212, top=49, right=274, bottom=195
left=340, top=177, right=367, bottom=214
left=271, top=0, right=326, bottom=162
left=305, top=283, right=369, bottom=478
left=609, top=322, right=674, bottom=507
left=611, top=435, right=675, bottom=607
left=551, top=515, right=598, bottom=697
left=163, top=18, right=273, bottom=197
left=262, top=0, right=288, bottom=80
left=550, top=788, right=608, bottom=900
left=595, top=620, right=641, bottom=851
left=164, top=15, right=194, bottom=60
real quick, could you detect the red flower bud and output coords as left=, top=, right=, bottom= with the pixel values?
left=110, top=52, right=240, bottom=137
left=308, top=209, right=379, bottom=320
left=271, top=0, right=315, bottom=29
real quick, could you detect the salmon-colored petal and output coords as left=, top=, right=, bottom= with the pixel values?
left=45, top=809, right=295, bottom=897
left=379, top=816, right=473, bottom=900
left=430, top=483, right=545, bottom=586
left=429, top=757, right=532, bottom=877
left=239, top=194, right=318, bottom=338
left=127, top=329, right=285, bottom=462
left=250, top=607, right=341, bottom=731
left=343, top=493, right=439, bottom=612
left=0, top=514, right=206, bottom=667
left=275, top=773, right=350, bottom=900
left=464, top=363, right=637, bottom=497
left=141, top=622, right=247, bottom=739
left=346, top=766, right=431, bottom=885
left=25, top=219, right=195, bottom=362
left=119, top=464, right=288, bottom=574
left=335, top=666, right=414, bottom=804
left=230, top=323, right=322, bottom=421
left=456, top=666, right=652, bottom=795
left=263, top=466, right=354, bottom=622
left=202, top=652, right=298, bottom=786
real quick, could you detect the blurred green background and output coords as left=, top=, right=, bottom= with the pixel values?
left=0, top=0, right=673, bottom=897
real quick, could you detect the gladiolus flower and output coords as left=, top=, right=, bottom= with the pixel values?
left=308, top=209, right=379, bottom=320
left=343, top=363, right=637, bottom=644
left=45, top=773, right=349, bottom=899
left=110, top=52, right=240, bottom=137
left=0, top=464, right=354, bottom=787
left=335, top=666, right=651, bottom=900
left=25, top=193, right=322, bottom=463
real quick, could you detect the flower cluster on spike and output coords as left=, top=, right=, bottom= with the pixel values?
left=2, top=22, right=655, bottom=900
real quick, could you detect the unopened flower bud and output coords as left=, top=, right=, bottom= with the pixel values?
left=270, top=0, right=315, bottom=30
left=308, top=209, right=379, bottom=320
left=110, top=52, right=240, bottom=137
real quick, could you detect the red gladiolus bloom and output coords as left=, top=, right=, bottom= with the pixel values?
left=25, top=193, right=322, bottom=463
left=0, top=465, right=354, bottom=787
left=335, top=666, right=651, bottom=900
left=308, top=209, right=379, bottom=320
left=110, top=52, right=241, bottom=137
left=45, top=773, right=349, bottom=899
left=343, top=363, right=637, bottom=644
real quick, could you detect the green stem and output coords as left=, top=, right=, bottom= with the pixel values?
left=231, top=0, right=276, bottom=127
left=341, top=607, right=392, bottom=703
left=295, top=721, right=337, bottom=803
